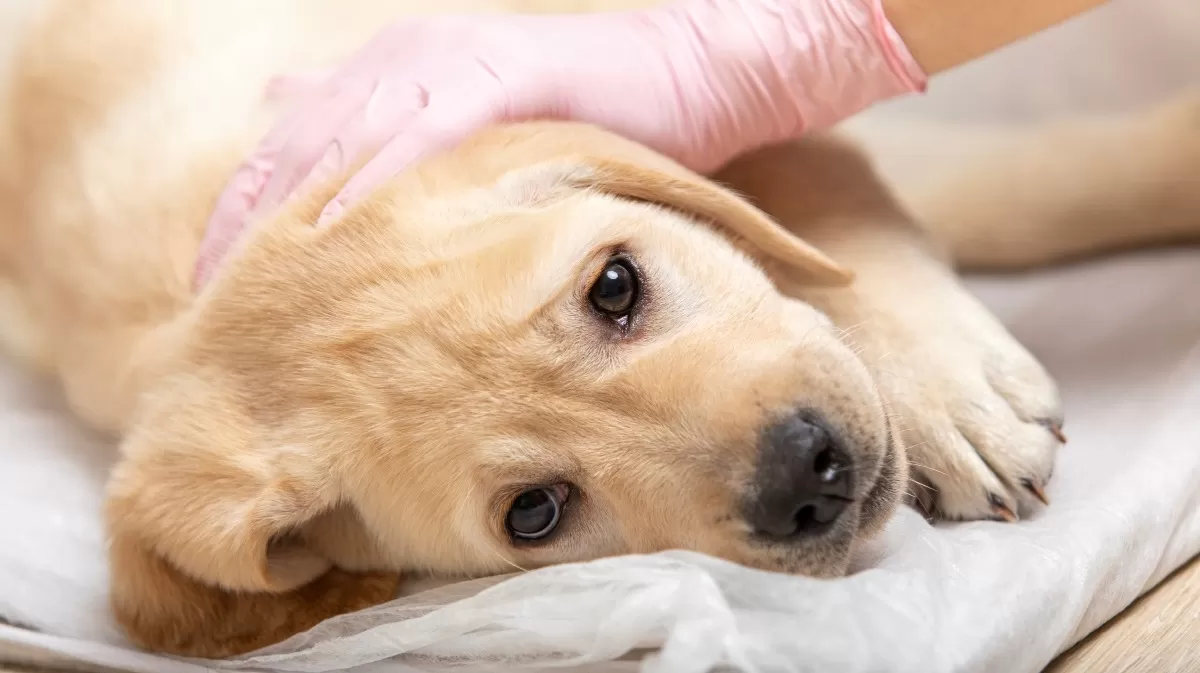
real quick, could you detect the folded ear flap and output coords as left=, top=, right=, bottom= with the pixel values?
left=463, top=123, right=853, bottom=286
left=108, top=533, right=399, bottom=657
left=569, top=158, right=854, bottom=286
left=105, top=402, right=399, bottom=657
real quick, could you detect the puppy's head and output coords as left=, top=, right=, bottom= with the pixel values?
left=107, top=123, right=904, bottom=656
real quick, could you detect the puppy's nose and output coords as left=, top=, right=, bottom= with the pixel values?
left=748, top=412, right=853, bottom=539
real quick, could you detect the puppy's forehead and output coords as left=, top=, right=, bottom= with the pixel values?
left=395, top=194, right=697, bottom=311
left=354, top=189, right=782, bottom=360
left=492, top=193, right=765, bottom=286
left=473, top=436, right=583, bottom=480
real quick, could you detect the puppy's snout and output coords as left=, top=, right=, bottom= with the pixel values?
left=747, top=412, right=854, bottom=539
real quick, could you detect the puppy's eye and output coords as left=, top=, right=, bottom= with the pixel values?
left=505, top=484, right=569, bottom=541
left=589, top=258, right=639, bottom=318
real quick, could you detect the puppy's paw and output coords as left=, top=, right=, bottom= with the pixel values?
left=901, top=339, right=1062, bottom=521
left=850, top=293, right=1064, bottom=522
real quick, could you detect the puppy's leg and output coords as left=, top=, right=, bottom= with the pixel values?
left=718, top=137, right=1063, bottom=520
left=853, top=94, right=1200, bottom=270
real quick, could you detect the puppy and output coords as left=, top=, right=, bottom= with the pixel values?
left=1, top=0, right=1197, bottom=659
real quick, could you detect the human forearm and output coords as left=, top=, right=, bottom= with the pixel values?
left=882, top=0, right=1111, bottom=74
left=657, top=0, right=1111, bottom=169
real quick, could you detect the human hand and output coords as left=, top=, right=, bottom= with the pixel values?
left=197, top=0, right=924, bottom=288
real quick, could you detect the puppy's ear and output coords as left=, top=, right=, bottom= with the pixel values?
left=468, top=123, right=854, bottom=285
left=567, top=158, right=853, bottom=285
left=105, top=387, right=398, bottom=657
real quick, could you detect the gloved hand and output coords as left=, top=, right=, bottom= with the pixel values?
left=197, top=0, right=925, bottom=288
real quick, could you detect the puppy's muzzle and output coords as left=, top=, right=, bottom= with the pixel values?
left=746, top=411, right=854, bottom=539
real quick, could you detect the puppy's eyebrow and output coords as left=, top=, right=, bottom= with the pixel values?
left=475, top=431, right=584, bottom=468
left=477, top=458, right=582, bottom=498
left=514, top=240, right=618, bottom=326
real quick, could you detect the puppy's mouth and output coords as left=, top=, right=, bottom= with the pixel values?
left=855, top=412, right=901, bottom=535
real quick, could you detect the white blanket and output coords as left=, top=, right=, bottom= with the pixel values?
left=1, top=0, right=1198, bottom=671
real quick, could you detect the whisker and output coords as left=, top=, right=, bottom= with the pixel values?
left=835, top=321, right=871, bottom=341
left=907, top=461, right=949, bottom=477
left=908, top=476, right=935, bottom=491
left=796, top=322, right=826, bottom=351
left=489, top=546, right=529, bottom=574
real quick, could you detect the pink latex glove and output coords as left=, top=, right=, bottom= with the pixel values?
left=196, top=0, right=925, bottom=289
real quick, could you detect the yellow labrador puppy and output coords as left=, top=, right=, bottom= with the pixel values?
left=1, top=0, right=1197, bottom=659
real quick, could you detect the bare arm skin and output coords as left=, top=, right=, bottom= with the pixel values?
left=884, top=0, right=1111, bottom=74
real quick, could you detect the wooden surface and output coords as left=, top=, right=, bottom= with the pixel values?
left=1046, top=553, right=1200, bottom=672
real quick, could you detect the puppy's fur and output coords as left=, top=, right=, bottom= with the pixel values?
left=2, top=0, right=1198, bottom=659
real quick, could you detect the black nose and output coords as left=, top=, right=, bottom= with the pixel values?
left=747, top=412, right=854, bottom=539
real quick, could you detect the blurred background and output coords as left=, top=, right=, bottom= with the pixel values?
left=864, top=0, right=1200, bottom=122
left=4, top=0, right=1199, bottom=121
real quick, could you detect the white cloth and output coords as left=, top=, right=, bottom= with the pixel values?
left=1, top=0, right=1198, bottom=670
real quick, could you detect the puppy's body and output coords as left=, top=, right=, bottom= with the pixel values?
left=3, top=0, right=1199, bottom=658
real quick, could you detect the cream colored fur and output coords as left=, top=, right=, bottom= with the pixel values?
left=1, top=0, right=1197, bottom=659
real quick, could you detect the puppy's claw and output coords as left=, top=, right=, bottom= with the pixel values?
left=1021, top=479, right=1050, bottom=506
left=988, top=493, right=1018, bottom=522
left=913, top=490, right=937, bottom=521
left=1039, top=419, right=1068, bottom=444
